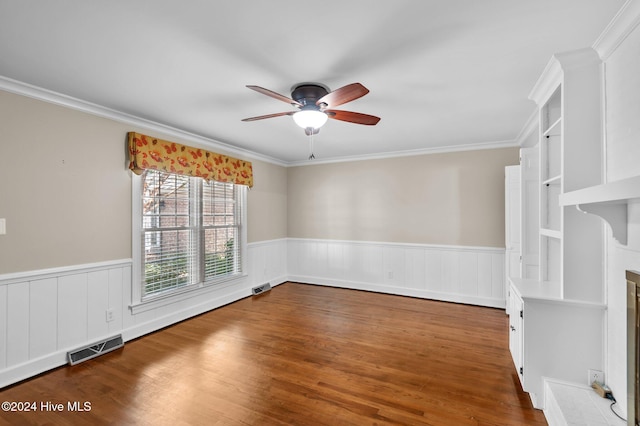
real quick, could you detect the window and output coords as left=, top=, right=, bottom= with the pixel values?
left=135, top=169, right=246, bottom=302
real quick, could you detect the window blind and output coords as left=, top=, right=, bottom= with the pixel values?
left=141, top=169, right=244, bottom=298
left=202, top=180, right=243, bottom=281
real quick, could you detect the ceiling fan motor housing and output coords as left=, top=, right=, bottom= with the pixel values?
left=291, top=84, right=329, bottom=108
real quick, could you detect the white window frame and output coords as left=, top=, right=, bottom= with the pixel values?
left=130, top=170, right=247, bottom=314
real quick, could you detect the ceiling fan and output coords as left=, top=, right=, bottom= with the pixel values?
left=241, top=82, right=380, bottom=135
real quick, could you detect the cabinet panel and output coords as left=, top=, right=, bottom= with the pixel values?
left=543, top=134, right=561, bottom=182
left=505, top=165, right=522, bottom=313
left=508, top=290, right=523, bottom=384
left=509, top=279, right=605, bottom=408
left=505, top=166, right=521, bottom=250
left=541, top=183, right=561, bottom=232
left=507, top=250, right=521, bottom=283
left=542, top=87, right=561, bottom=131
left=541, top=235, right=561, bottom=284
left=520, top=147, right=539, bottom=280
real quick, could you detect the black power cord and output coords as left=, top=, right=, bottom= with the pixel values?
left=605, top=393, right=627, bottom=422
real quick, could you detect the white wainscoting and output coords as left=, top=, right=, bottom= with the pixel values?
left=0, top=238, right=502, bottom=388
left=0, top=238, right=288, bottom=388
left=287, top=238, right=505, bottom=309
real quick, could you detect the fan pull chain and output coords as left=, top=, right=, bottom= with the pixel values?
left=308, top=131, right=315, bottom=160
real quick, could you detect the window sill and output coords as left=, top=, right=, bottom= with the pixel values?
left=129, top=273, right=248, bottom=315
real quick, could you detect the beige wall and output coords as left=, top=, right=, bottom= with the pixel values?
left=287, top=148, right=519, bottom=247
left=246, top=159, right=287, bottom=242
left=0, top=90, right=287, bottom=274
left=0, top=88, right=516, bottom=274
left=0, top=91, right=131, bottom=273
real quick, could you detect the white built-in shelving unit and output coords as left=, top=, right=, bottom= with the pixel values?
left=507, top=47, right=607, bottom=409
left=539, top=87, right=562, bottom=285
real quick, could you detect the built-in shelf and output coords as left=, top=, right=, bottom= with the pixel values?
left=543, top=117, right=562, bottom=137
left=559, top=175, right=640, bottom=245
left=560, top=175, right=640, bottom=205
left=509, top=277, right=606, bottom=309
left=542, top=175, right=562, bottom=186
left=540, top=228, right=562, bottom=239
left=510, top=277, right=562, bottom=301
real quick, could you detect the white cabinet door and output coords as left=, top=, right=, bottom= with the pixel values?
left=505, top=166, right=521, bottom=276
left=508, top=288, right=524, bottom=384
left=505, top=166, right=521, bottom=316
left=520, top=147, right=539, bottom=280
left=505, top=166, right=521, bottom=251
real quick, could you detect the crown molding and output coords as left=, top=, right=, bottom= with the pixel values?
left=1, top=75, right=522, bottom=168
left=528, top=54, right=563, bottom=106
left=0, top=75, right=288, bottom=167
left=529, top=47, right=601, bottom=105
left=514, top=108, right=539, bottom=148
left=593, top=0, right=640, bottom=60
left=286, top=139, right=519, bottom=167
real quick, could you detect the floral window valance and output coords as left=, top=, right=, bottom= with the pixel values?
left=127, top=132, right=253, bottom=188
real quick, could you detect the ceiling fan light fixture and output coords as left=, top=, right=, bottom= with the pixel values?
left=293, top=110, right=328, bottom=129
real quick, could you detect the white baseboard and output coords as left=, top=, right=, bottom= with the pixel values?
left=288, top=238, right=506, bottom=309
left=123, top=277, right=287, bottom=342
left=289, top=275, right=505, bottom=308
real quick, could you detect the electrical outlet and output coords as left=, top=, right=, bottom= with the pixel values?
left=387, top=271, right=394, bottom=279
left=105, top=309, right=114, bottom=323
left=588, top=369, right=604, bottom=385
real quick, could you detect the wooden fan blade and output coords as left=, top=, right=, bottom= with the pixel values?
left=241, top=111, right=295, bottom=122
left=326, top=109, right=380, bottom=125
left=246, top=85, right=302, bottom=107
left=316, top=83, right=369, bottom=108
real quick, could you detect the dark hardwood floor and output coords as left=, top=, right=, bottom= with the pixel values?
left=0, top=282, right=547, bottom=425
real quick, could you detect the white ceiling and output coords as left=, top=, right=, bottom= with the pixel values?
left=0, top=1, right=627, bottom=164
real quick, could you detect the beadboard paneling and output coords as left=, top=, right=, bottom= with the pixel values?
left=6, top=282, right=29, bottom=367
left=288, top=238, right=505, bottom=308
left=0, top=238, right=500, bottom=387
left=29, top=278, right=58, bottom=360
left=108, top=267, right=126, bottom=335
left=57, top=273, right=89, bottom=351
left=0, top=239, right=288, bottom=388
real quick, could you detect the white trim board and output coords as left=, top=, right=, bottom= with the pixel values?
left=285, top=139, right=519, bottom=167
left=0, top=259, right=132, bottom=287
left=288, top=239, right=506, bottom=309
left=593, top=0, right=640, bottom=60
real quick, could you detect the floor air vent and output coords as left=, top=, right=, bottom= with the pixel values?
left=252, top=283, right=271, bottom=296
left=67, top=335, right=124, bottom=365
